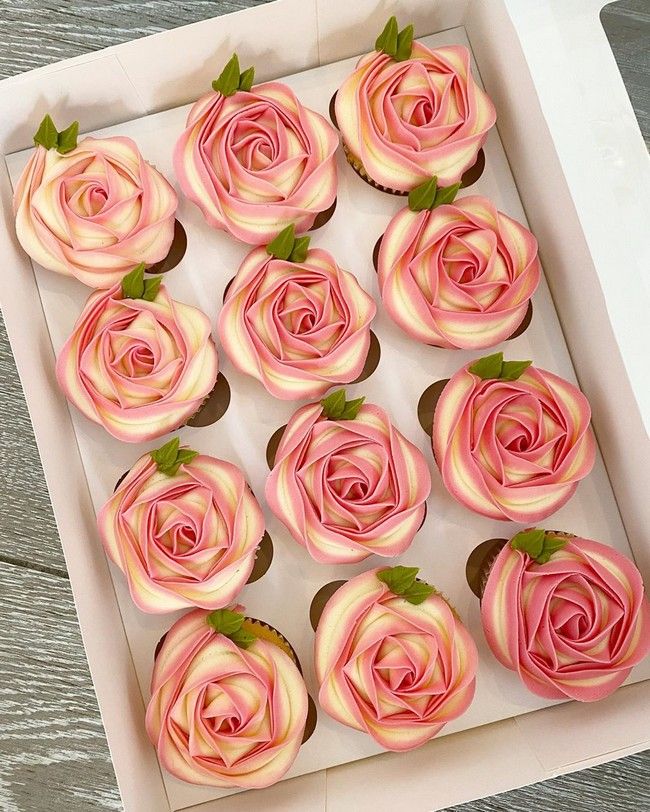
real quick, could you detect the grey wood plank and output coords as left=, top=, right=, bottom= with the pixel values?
left=0, top=561, right=121, bottom=812
left=601, top=0, right=650, bottom=147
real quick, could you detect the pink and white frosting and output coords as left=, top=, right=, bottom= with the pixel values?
left=14, top=136, right=177, bottom=288
left=97, top=451, right=264, bottom=612
left=315, top=569, right=477, bottom=749
left=218, top=246, right=376, bottom=400
left=146, top=609, right=308, bottom=788
left=174, top=82, right=338, bottom=244
left=265, top=402, right=431, bottom=563
left=56, top=283, right=218, bottom=442
left=432, top=361, right=596, bottom=521
left=377, top=196, right=540, bottom=349
left=335, top=43, right=496, bottom=191
left=481, top=532, right=650, bottom=701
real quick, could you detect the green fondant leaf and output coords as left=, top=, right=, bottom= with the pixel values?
left=33, top=114, right=59, bottom=150
left=339, top=396, right=365, bottom=420
left=142, top=275, right=162, bottom=302
left=500, top=360, right=532, bottom=381
left=289, top=235, right=310, bottom=263
left=57, top=120, right=79, bottom=154
left=151, top=437, right=180, bottom=471
left=511, top=528, right=546, bottom=560
left=320, top=389, right=346, bottom=419
left=375, top=16, right=398, bottom=56
left=402, top=580, right=435, bottom=605
left=377, top=565, right=419, bottom=596
left=433, top=182, right=461, bottom=207
left=239, top=66, right=255, bottom=92
left=469, top=352, right=504, bottom=380
left=229, top=627, right=256, bottom=649
left=536, top=534, right=569, bottom=564
left=212, top=53, right=241, bottom=96
left=266, top=224, right=296, bottom=260
left=175, top=449, right=200, bottom=467
left=207, top=607, right=245, bottom=635
left=408, top=176, right=438, bottom=212
left=395, top=24, right=414, bottom=62
left=120, top=263, right=147, bottom=299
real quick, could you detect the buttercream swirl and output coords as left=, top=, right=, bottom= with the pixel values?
left=335, top=42, right=496, bottom=192
left=265, top=402, right=431, bottom=563
left=56, top=282, right=218, bottom=442
left=481, top=533, right=650, bottom=701
left=98, top=451, right=264, bottom=612
left=146, top=609, right=308, bottom=787
left=218, top=246, right=376, bottom=400
left=174, top=82, right=338, bottom=244
left=432, top=361, right=596, bottom=521
left=315, top=569, right=477, bottom=750
left=14, top=136, right=177, bottom=288
left=378, top=195, right=540, bottom=348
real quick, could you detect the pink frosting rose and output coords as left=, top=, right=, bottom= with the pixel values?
left=335, top=42, right=496, bottom=191
left=174, top=79, right=338, bottom=244
left=146, top=608, right=308, bottom=788
left=315, top=568, right=478, bottom=750
left=481, top=530, right=650, bottom=701
left=377, top=195, right=540, bottom=349
left=432, top=355, right=596, bottom=522
left=14, top=135, right=177, bottom=288
left=97, top=446, right=265, bottom=612
left=56, top=280, right=218, bottom=442
left=218, top=245, right=376, bottom=400
left=265, top=399, right=431, bottom=563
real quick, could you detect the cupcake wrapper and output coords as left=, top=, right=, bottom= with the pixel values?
left=342, top=144, right=408, bottom=197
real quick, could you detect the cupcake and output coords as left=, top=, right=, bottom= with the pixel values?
left=334, top=17, right=496, bottom=194
left=56, top=264, right=218, bottom=442
left=479, top=528, right=650, bottom=702
left=97, top=438, right=265, bottom=612
left=14, top=114, right=177, bottom=288
left=377, top=182, right=540, bottom=348
left=265, top=390, right=431, bottom=563
left=314, top=567, right=477, bottom=749
left=174, top=53, right=338, bottom=244
left=218, top=226, right=376, bottom=400
left=146, top=607, right=308, bottom=788
left=431, top=352, right=596, bottom=522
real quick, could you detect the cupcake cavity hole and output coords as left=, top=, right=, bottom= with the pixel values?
left=146, top=219, right=187, bottom=275
left=266, top=424, right=287, bottom=470
left=310, top=198, right=337, bottom=231
left=353, top=330, right=381, bottom=383
left=186, top=373, right=231, bottom=427
left=309, top=580, right=347, bottom=632
left=459, top=149, right=486, bottom=189
left=328, top=92, right=338, bottom=129
left=154, top=632, right=168, bottom=662
left=372, top=235, right=382, bottom=272
left=507, top=300, right=533, bottom=341
left=302, top=695, right=318, bottom=744
left=418, top=379, right=449, bottom=436
left=247, top=532, right=274, bottom=584
left=465, top=538, right=508, bottom=599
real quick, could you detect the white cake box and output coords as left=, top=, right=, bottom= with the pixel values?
left=0, top=1, right=648, bottom=810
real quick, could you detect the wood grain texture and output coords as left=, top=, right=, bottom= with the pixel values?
left=0, top=0, right=648, bottom=810
left=0, top=562, right=121, bottom=812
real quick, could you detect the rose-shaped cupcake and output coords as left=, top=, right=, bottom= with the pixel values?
left=146, top=607, right=308, bottom=788
left=98, top=438, right=265, bottom=612
left=335, top=19, right=496, bottom=193
left=14, top=115, right=177, bottom=288
left=174, top=54, right=338, bottom=245
left=266, top=391, right=431, bottom=563
left=481, top=529, right=650, bottom=701
left=315, top=567, right=477, bottom=749
left=218, top=228, right=376, bottom=400
left=377, top=187, right=540, bottom=349
left=56, top=265, right=218, bottom=442
left=432, top=352, right=596, bottom=522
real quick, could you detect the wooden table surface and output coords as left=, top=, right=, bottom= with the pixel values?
left=0, top=1, right=648, bottom=810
